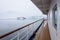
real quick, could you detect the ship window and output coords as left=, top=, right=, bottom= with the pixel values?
left=52, top=4, right=57, bottom=30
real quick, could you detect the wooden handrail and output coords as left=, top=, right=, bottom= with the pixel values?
left=0, top=19, right=44, bottom=39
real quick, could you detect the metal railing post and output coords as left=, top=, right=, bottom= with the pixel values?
left=17, top=31, right=19, bottom=40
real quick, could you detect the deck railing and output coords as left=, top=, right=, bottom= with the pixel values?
left=0, top=19, right=44, bottom=40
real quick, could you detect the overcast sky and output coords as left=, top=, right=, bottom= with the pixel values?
left=0, top=0, right=43, bottom=19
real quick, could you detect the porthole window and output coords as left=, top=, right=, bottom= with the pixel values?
left=52, top=4, right=57, bottom=30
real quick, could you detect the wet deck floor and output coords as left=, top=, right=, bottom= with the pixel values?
left=34, top=21, right=51, bottom=40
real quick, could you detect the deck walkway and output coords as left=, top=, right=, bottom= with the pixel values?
left=34, top=21, right=51, bottom=40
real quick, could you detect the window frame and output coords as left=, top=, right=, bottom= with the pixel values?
left=52, top=4, right=57, bottom=30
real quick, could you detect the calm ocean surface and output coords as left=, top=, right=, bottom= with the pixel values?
left=0, top=18, right=42, bottom=35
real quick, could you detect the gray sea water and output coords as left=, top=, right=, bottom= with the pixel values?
left=0, top=18, right=43, bottom=40
left=0, top=18, right=41, bottom=35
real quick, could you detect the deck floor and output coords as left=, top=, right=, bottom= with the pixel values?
left=34, top=21, right=51, bottom=40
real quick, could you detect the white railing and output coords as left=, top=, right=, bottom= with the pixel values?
left=0, top=19, right=44, bottom=40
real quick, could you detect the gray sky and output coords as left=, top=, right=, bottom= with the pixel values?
left=0, top=0, right=43, bottom=19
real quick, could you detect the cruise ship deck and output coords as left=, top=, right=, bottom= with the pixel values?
left=0, top=0, right=60, bottom=40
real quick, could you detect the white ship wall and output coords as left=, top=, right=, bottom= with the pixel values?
left=48, top=0, right=58, bottom=40
left=57, top=0, right=60, bottom=40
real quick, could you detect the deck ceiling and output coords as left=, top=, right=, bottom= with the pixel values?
left=31, top=0, right=51, bottom=14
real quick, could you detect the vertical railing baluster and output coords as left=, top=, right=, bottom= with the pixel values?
left=17, top=31, right=19, bottom=40
left=26, top=28, right=28, bottom=40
